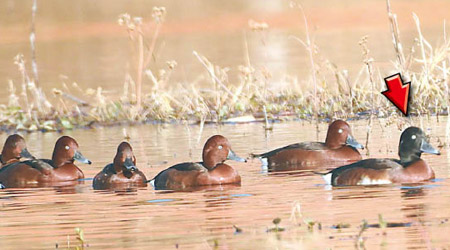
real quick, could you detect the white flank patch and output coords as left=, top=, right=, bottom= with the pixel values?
left=357, top=176, right=392, bottom=185
left=260, top=157, right=268, bottom=166
left=322, top=173, right=333, bottom=185
left=256, top=157, right=269, bottom=174
left=149, top=179, right=155, bottom=187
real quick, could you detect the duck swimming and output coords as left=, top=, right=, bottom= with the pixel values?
left=0, top=136, right=91, bottom=188
left=93, top=142, right=147, bottom=190
left=252, top=120, right=363, bottom=170
left=321, top=127, right=440, bottom=186
left=151, top=135, right=246, bottom=190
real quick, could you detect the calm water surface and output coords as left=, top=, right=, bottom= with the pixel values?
left=0, top=118, right=449, bottom=249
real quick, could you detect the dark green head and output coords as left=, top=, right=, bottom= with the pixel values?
left=398, top=127, right=440, bottom=164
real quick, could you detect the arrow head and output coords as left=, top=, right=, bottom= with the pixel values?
left=382, top=73, right=411, bottom=116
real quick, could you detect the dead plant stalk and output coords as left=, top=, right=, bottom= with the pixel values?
left=359, top=36, right=375, bottom=155
left=290, top=3, right=319, bottom=140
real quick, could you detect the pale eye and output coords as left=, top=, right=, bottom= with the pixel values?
left=338, top=129, right=343, bottom=134
left=65, top=145, right=70, bottom=150
left=411, top=135, right=417, bottom=140
left=218, top=145, right=223, bottom=150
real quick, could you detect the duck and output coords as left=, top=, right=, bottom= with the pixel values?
left=0, top=136, right=91, bottom=188
left=251, top=120, right=363, bottom=170
left=321, top=127, right=440, bottom=186
left=151, top=135, right=246, bottom=190
left=93, top=142, right=147, bottom=190
left=0, top=134, right=34, bottom=166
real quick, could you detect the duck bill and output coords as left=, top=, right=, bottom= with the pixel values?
left=420, top=139, right=440, bottom=155
left=73, top=150, right=92, bottom=164
left=227, top=149, right=247, bottom=162
left=124, top=157, right=137, bottom=171
left=20, top=148, right=35, bottom=159
left=346, top=134, right=364, bottom=149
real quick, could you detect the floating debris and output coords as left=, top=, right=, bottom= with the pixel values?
left=332, top=223, right=351, bottom=229
left=267, top=217, right=285, bottom=232
left=233, top=225, right=243, bottom=234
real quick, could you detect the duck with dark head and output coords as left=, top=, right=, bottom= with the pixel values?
left=93, top=142, right=147, bottom=190
left=0, top=134, right=34, bottom=167
left=151, top=135, right=246, bottom=190
left=321, top=127, right=440, bottom=186
left=251, top=120, right=364, bottom=170
left=0, top=136, right=91, bottom=188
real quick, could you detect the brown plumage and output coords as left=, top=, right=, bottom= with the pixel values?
left=93, top=142, right=147, bottom=190
left=252, top=120, right=363, bottom=170
left=322, top=127, right=440, bottom=186
left=0, top=134, right=34, bottom=166
left=152, top=135, right=246, bottom=190
left=0, top=136, right=91, bottom=188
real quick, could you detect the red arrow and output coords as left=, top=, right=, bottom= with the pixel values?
left=382, top=73, right=411, bottom=116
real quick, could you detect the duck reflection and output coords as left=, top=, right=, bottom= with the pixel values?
left=399, top=186, right=432, bottom=248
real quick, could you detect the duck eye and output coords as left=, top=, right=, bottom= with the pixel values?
left=411, top=135, right=417, bottom=140
left=338, top=129, right=343, bottom=134
left=218, top=145, right=223, bottom=150
left=65, top=145, right=70, bottom=150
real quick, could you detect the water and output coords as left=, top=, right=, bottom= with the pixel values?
left=0, top=118, right=449, bottom=249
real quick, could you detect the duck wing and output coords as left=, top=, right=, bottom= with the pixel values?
left=169, top=162, right=208, bottom=172
left=332, top=158, right=395, bottom=173
left=252, top=142, right=326, bottom=158
left=100, top=163, right=116, bottom=174
left=0, top=159, right=54, bottom=175
left=327, top=158, right=401, bottom=185
left=151, top=162, right=207, bottom=189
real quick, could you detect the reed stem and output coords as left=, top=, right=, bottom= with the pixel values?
left=30, top=0, right=39, bottom=87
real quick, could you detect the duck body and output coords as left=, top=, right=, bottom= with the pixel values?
left=0, top=159, right=82, bottom=187
left=323, top=158, right=435, bottom=186
left=252, top=120, right=363, bottom=170
left=256, top=141, right=362, bottom=169
left=153, top=161, right=241, bottom=190
left=152, top=135, right=246, bottom=190
left=322, top=127, right=439, bottom=186
left=93, top=142, right=147, bottom=190
left=93, top=163, right=147, bottom=189
left=0, top=136, right=91, bottom=188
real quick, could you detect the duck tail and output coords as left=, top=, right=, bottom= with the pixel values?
left=249, top=153, right=268, bottom=166
left=147, top=178, right=155, bottom=187
left=313, top=171, right=333, bottom=185
left=249, top=153, right=261, bottom=158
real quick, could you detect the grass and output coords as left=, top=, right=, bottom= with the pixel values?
left=0, top=2, right=449, bottom=132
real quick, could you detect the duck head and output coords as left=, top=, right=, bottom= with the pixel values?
left=399, top=127, right=440, bottom=164
left=325, top=120, right=364, bottom=150
left=113, top=142, right=137, bottom=175
left=202, top=135, right=246, bottom=169
left=1, top=134, right=34, bottom=164
left=52, top=136, right=91, bottom=167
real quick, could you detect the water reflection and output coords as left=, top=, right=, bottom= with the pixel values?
left=0, top=118, right=449, bottom=248
left=327, top=185, right=392, bottom=200
left=400, top=186, right=432, bottom=249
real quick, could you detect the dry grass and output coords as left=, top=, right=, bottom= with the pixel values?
left=0, top=3, right=449, bottom=132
